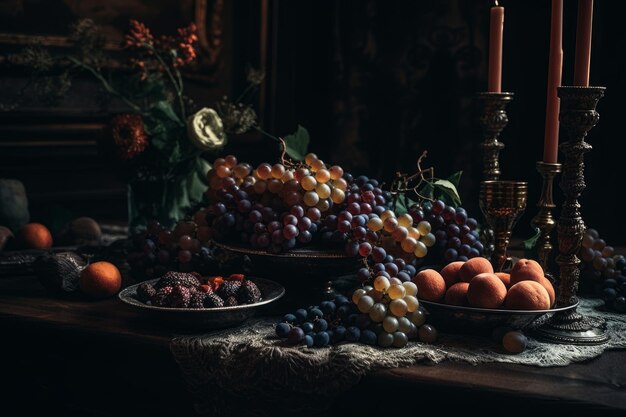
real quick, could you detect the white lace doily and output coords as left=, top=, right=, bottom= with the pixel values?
left=171, top=298, right=626, bottom=416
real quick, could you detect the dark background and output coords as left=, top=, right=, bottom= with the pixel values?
left=1, top=0, right=624, bottom=245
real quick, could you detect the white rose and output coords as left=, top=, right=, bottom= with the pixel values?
left=187, top=107, right=227, bottom=151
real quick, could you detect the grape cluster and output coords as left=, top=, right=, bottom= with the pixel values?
left=409, top=200, right=483, bottom=263
left=127, top=220, right=218, bottom=280
left=205, top=154, right=357, bottom=253
left=275, top=291, right=436, bottom=348
left=579, top=228, right=626, bottom=313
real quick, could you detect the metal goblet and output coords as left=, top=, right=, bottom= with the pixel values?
left=479, top=181, right=528, bottom=271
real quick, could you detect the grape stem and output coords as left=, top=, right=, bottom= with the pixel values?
left=389, top=150, right=437, bottom=205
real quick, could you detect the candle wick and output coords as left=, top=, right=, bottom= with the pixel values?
left=494, top=0, right=499, bottom=6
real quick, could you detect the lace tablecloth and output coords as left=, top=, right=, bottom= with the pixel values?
left=171, top=298, right=626, bottom=416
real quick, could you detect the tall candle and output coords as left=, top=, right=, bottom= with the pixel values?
left=488, top=1, right=504, bottom=92
left=543, top=0, right=563, bottom=164
left=574, top=0, right=593, bottom=86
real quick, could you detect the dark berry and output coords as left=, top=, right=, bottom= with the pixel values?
left=170, top=285, right=192, bottom=308
left=136, top=282, right=156, bottom=303
left=237, top=280, right=262, bottom=304
left=152, top=286, right=174, bottom=307
left=204, top=294, right=225, bottom=308
left=218, top=280, right=242, bottom=299
left=156, top=271, right=201, bottom=289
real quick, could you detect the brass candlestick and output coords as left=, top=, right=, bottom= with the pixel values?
left=531, top=161, right=562, bottom=274
left=534, top=86, right=608, bottom=345
left=477, top=92, right=514, bottom=181
left=479, top=180, right=528, bottom=272
left=477, top=92, right=514, bottom=258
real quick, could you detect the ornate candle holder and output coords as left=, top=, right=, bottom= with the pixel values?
left=477, top=92, right=514, bottom=181
left=479, top=180, right=528, bottom=272
left=534, top=86, right=608, bottom=345
left=477, top=92, right=514, bottom=258
left=530, top=161, right=562, bottom=275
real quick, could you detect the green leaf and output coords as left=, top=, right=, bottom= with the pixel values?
left=393, top=194, right=418, bottom=216
left=523, top=228, right=541, bottom=259
left=447, top=171, right=462, bottom=188
left=152, top=100, right=182, bottom=125
left=433, top=179, right=462, bottom=206
left=283, top=125, right=310, bottom=161
left=419, top=182, right=435, bottom=200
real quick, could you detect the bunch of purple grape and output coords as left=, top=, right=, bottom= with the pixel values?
left=408, top=200, right=483, bottom=264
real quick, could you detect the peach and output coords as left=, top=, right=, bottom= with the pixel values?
left=17, top=223, right=53, bottom=249
left=537, top=276, right=556, bottom=307
left=495, top=272, right=511, bottom=288
left=467, top=273, right=507, bottom=309
left=412, top=269, right=446, bottom=302
left=459, top=257, right=494, bottom=282
left=440, top=261, right=464, bottom=288
left=505, top=281, right=551, bottom=310
left=510, top=258, right=544, bottom=285
left=79, top=261, right=122, bottom=299
left=444, top=282, right=470, bottom=306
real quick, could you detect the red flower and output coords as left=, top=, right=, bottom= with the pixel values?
left=109, top=114, right=149, bottom=160
left=124, top=20, right=153, bottom=49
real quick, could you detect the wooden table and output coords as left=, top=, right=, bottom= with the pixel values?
left=1, top=275, right=626, bottom=416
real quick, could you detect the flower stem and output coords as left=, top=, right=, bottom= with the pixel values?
left=147, top=45, right=186, bottom=122
left=67, top=56, right=144, bottom=114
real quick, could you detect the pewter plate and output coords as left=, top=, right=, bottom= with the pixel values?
left=119, top=277, right=285, bottom=330
left=420, top=299, right=578, bottom=335
left=213, top=241, right=361, bottom=280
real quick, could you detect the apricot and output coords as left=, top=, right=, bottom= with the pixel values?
left=510, top=258, right=544, bottom=285
left=467, top=273, right=507, bottom=309
left=537, top=276, right=556, bottom=307
left=505, top=281, right=551, bottom=310
left=17, top=223, right=53, bottom=249
left=79, top=261, right=122, bottom=298
left=459, top=257, right=494, bottom=282
left=412, top=269, right=446, bottom=302
left=444, top=282, right=470, bottom=306
left=495, top=272, right=511, bottom=288
left=440, top=261, right=464, bottom=288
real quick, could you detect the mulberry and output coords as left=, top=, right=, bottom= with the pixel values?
left=189, top=291, right=207, bottom=308
left=217, top=280, right=242, bottom=299
left=170, top=285, right=192, bottom=308
left=136, top=282, right=156, bottom=303
left=156, top=271, right=201, bottom=289
left=237, top=280, right=262, bottom=304
left=224, top=295, right=239, bottom=307
left=152, top=286, right=174, bottom=307
left=204, top=294, right=225, bottom=308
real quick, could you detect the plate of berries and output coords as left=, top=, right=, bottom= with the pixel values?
left=119, top=271, right=285, bottom=330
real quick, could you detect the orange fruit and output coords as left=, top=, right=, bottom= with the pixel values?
left=18, top=223, right=53, bottom=249
left=79, top=261, right=122, bottom=298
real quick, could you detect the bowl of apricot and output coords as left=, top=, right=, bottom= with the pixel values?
left=412, top=257, right=577, bottom=335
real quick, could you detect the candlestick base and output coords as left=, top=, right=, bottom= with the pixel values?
left=533, top=304, right=608, bottom=345
left=535, top=85, right=607, bottom=346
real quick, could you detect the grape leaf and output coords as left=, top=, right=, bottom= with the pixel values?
left=283, top=125, right=310, bottom=161
left=393, top=194, right=418, bottom=216
left=434, top=179, right=462, bottom=206
left=419, top=182, right=435, bottom=200
left=447, top=171, right=462, bottom=188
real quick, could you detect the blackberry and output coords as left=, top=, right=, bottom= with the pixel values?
left=156, top=271, right=201, bottom=289
left=152, top=286, right=174, bottom=307
left=224, top=295, right=239, bottom=307
left=136, top=282, right=156, bottom=303
left=204, top=294, right=225, bottom=308
left=217, top=280, right=242, bottom=299
left=237, top=280, right=262, bottom=304
left=189, top=291, right=207, bottom=308
left=170, top=285, right=192, bottom=308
